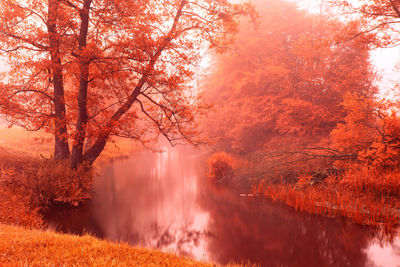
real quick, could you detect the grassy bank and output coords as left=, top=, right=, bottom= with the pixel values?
left=0, top=223, right=218, bottom=267
left=207, top=152, right=400, bottom=228
left=0, top=129, right=246, bottom=267
left=0, top=126, right=144, bottom=228
left=260, top=166, right=400, bottom=229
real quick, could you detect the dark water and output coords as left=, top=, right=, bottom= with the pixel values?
left=47, top=146, right=400, bottom=267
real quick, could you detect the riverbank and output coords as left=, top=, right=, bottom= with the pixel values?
left=206, top=152, right=400, bottom=229
left=260, top=167, right=400, bottom=229
left=0, top=126, right=144, bottom=227
left=0, top=223, right=224, bottom=266
left=0, top=138, right=245, bottom=266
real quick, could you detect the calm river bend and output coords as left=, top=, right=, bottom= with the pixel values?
left=47, top=146, right=400, bottom=267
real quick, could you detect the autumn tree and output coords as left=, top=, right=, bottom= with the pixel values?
left=201, top=0, right=376, bottom=155
left=331, top=93, right=400, bottom=169
left=0, top=0, right=252, bottom=168
left=332, top=0, right=400, bottom=47
left=328, top=0, right=400, bottom=168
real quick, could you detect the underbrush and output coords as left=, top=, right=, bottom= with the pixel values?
left=262, top=165, right=400, bottom=228
left=0, top=186, right=44, bottom=228
left=0, top=127, right=140, bottom=229
left=207, top=152, right=235, bottom=180
left=0, top=154, right=92, bottom=228
left=210, top=150, right=400, bottom=227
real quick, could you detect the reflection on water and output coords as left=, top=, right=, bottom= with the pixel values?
left=47, top=146, right=400, bottom=266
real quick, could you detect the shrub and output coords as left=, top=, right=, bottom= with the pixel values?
left=0, top=156, right=93, bottom=210
left=207, top=152, right=234, bottom=180
left=0, top=185, right=44, bottom=228
left=29, top=160, right=93, bottom=208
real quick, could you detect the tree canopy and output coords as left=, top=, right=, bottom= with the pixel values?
left=201, top=0, right=376, bottom=155
left=332, top=0, right=400, bottom=47
left=0, top=0, right=252, bottom=167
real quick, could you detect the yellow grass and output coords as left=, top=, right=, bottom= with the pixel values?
left=0, top=130, right=248, bottom=266
left=0, top=126, right=141, bottom=164
left=0, top=127, right=52, bottom=158
left=262, top=169, right=400, bottom=229
left=0, top=223, right=217, bottom=267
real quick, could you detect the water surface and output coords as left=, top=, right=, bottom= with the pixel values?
left=48, top=146, right=400, bottom=266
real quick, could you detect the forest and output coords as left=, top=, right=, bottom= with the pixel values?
left=0, top=0, right=400, bottom=266
left=204, top=0, right=400, bottom=228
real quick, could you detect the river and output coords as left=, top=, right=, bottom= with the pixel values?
left=47, top=146, right=400, bottom=266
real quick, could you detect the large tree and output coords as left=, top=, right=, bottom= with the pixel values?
left=0, top=0, right=251, bottom=167
left=201, top=0, right=376, bottom=154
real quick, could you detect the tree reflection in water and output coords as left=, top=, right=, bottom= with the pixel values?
left=46, top=147, right=399, bottom=266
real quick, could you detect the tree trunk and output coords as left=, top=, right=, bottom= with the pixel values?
left=48, top=0, right=70, bottom=160
left=82, top=76, right=146, bottom=165
left=70, top=0, right=92, bottom=169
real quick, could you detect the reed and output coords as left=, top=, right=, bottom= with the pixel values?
left=262, top=166, right=400, bottom=228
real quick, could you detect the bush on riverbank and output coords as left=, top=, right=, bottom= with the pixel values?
left=0, top=154, right=42, bottom=227
left=0, top=153, right=93, bottom=228
left=207, top=152, right=235, bottom=180
left=0, top=155, right=92, bottom=209
left=0, top=126, right=142, bottom=228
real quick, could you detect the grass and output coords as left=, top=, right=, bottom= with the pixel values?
left=0, top=126, right=144, bottom=228
left=261, top=167, right=400, bottom=229
left=0, top=129, right=249, bottom=267
left=0, top=223, right=219, bottom=267
left=205, top=152, right=400, bottom=228
left=0, top=126, right=141, bottom=164
left=0, top=127, right=53, bottom=158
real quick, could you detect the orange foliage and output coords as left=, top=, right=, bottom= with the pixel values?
left=201, top=0, right=376, bottom=155
left=199, top=0, right=400, bottom=228
left=0, top=155, right=92, bottom=210
left=0, top=186, right=44, bottom=228
left=331, top=93, right=400, bottom=169
left=333, top=0, right=400, bottom=47
left=258, top=92, right=400, bottom=226
left=207, top=152, right=235, bottom=180
left=0, top=0, right=253, bottom=166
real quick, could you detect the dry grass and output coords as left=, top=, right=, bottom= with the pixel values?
left=0, top=223, right=219, bottom=267
left=0, top=187, right=44, bottom=228
left=262, top=166, right=400, bottom=228
left=0, top=127, right=53, bottom=158
left=0, top=126, right=142, bottom=164
left=0, top=126, right=141, bottom=228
